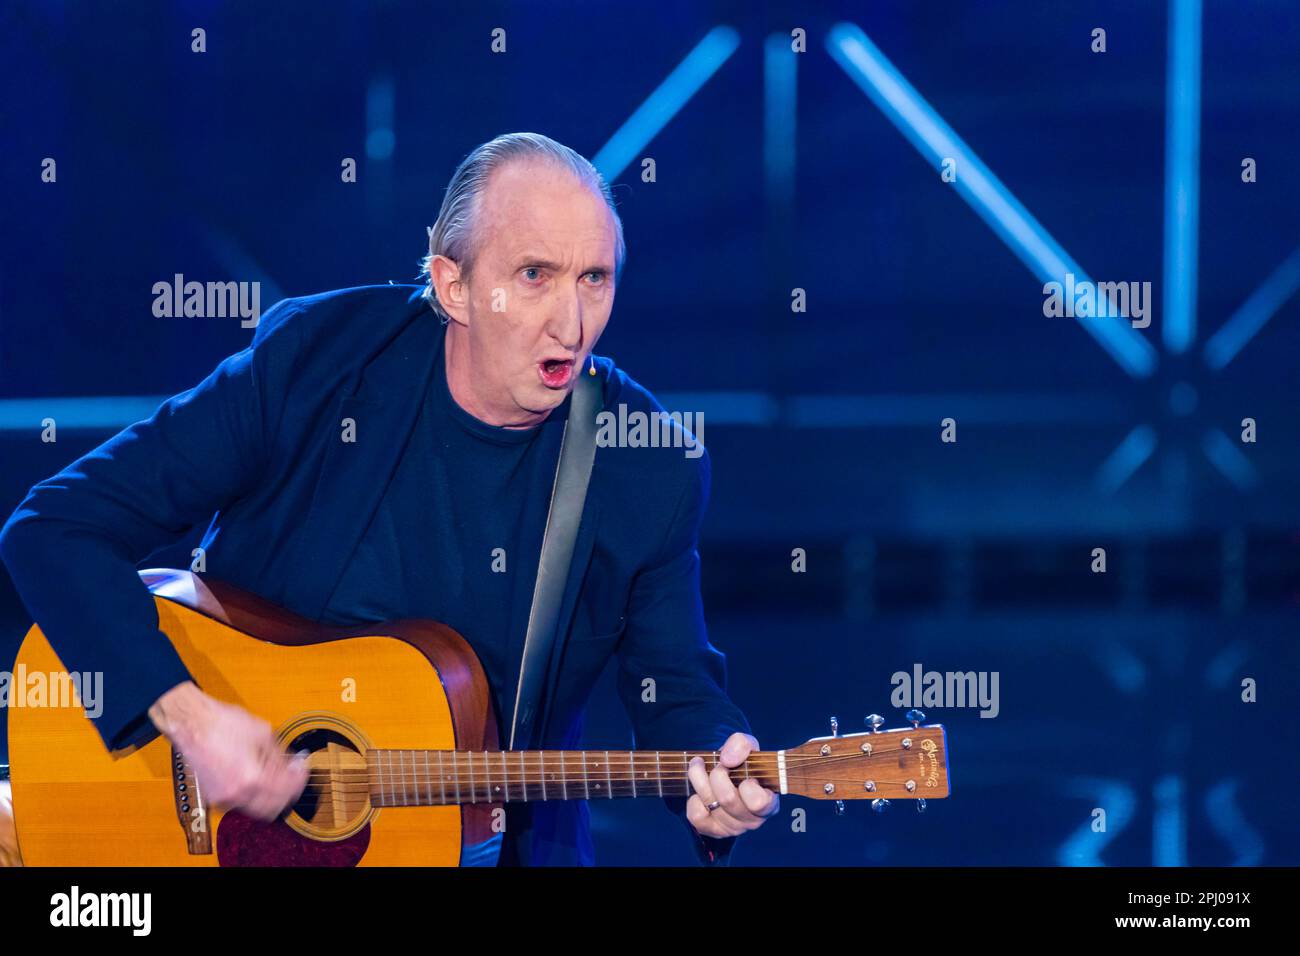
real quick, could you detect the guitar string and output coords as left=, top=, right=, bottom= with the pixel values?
left=305, top=748, right=923, bottom=767
left=292, top=749, right=925, bottom=783
left=299, top=749, right=919, bottom=773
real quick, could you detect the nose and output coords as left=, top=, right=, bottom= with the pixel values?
left=547, top=283, right=584, bottom=353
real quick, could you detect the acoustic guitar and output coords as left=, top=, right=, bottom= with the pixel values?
left=6, top=569, right=950, bottom=866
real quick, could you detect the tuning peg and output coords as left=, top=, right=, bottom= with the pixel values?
left=829, top=716, right=839, bottom=737
left=871, top=798, right=891, bottom=813
left=906, top=709, right=926, bottom=728
left=865, top=714, right=885, bottom=733
left=916, top=798, right=927, bottom=814
left=834, top=800, right=846, bottom=816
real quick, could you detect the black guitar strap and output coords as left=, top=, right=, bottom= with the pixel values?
left=507, top=368, right=602, bottom=750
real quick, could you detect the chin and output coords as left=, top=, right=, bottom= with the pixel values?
left=519, top=383, right=567, bottom=415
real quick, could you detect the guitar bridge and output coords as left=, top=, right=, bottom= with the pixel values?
left=171, top=746, right=212, bottom=855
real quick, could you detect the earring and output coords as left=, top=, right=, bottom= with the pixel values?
left=588, top=354, right=597, bottom=376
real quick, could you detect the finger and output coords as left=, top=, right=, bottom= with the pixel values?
left=273, top=752, right=310, bottom=798
left=719, top=733, right=758, bottom=768
left=738, top=778, right=780, bottom=817
left=709, top=761, right=760, bottom=825
left=687, top=756, right=715, bottom=808
left=685, top=794, right=722, bottom=838
left=701, top=805, right=746, bottom=837
left=244, top=795, right=281, bottom=822
left=247, top=755, right=305, bottom=820
left=239, top=775, right=281, bottom=821
left=288, top=751, right=311, bottom=789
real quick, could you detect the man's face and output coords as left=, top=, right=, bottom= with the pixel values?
left=439, top=158, right=617, bottom=424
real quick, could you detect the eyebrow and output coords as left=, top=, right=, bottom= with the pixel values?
left=514, top=255, right=613, bottom=274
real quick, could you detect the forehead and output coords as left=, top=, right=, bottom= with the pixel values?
left=476, top=159, right=616, bottom=262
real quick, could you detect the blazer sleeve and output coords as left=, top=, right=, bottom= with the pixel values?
left=613, top=446, right=753, bottom=865
left=0, top=298, right=302, bottom=754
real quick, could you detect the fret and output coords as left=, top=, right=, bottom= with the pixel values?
left=628, top=752, right=637, bottom=799
left=580, top=752, right=590, bottom=799
left=520, top=751, right=531, bottom=802
left=559, top=751, right=567, bottom=800
left=400, top=750, right=408, bottom=806
left=682, top=752, right=689, bottom=798
left=604, top=751, right=613, bottom=799
left=655, top=751, right=663, bottom=798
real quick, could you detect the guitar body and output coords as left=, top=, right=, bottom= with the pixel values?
left=8, top=570, right=502, bottom=867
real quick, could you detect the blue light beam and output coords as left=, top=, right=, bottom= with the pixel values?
left=827, top=23, right=1158, bottom=379
left=1204, top=245, right=1300, bottom=370
left=1153, top=775, right=1187, bottom=866
left=1201, top=428, right=1257, bottom=489
left=1162, top=0, right=1202, bottom=354
left=0, top=396, right=172, bottom=432
left=591, top=27, right=740, bottom=183
left=1095, top=425, right=1158, bottom=493
left=764, top=33, right=798, bottom=208
left=1057, top=779, right=1136, bottom=867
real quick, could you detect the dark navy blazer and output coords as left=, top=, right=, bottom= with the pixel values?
left=0, top=284, right=752, bottom=865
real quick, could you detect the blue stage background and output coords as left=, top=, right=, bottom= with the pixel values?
left=2, top=0, right=1297, bottom=865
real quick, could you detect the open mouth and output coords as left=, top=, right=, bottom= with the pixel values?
left=538, top=358, right=575, bottom=389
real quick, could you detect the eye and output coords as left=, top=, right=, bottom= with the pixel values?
left=584, top=271, right=607, bottom=286
left=522, top=267, right=542, bottom=283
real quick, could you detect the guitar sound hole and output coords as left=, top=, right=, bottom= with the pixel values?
left=286, top=727, right=371, bottom=835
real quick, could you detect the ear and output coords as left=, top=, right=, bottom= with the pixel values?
left=430, top=254, right=470, bottom=327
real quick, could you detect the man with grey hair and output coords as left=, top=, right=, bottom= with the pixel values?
left=1, top=132, right=777, bottom=866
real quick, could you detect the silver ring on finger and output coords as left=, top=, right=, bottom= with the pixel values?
left=705, top=800, right=721, bottom=812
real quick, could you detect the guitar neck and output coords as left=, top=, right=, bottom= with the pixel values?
left=364, top=749, right=780, bottom=806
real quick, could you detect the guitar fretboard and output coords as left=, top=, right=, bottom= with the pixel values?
left=363, top=749, right=782, bottom=806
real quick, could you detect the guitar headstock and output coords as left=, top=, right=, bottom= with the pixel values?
left=782, top=712, right=950, bottom=811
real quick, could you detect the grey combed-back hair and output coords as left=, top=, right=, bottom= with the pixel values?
left=419, top=132, right=626, bottom=323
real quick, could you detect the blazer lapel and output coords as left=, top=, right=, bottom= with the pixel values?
left=283, top=309, right=440, bottom=622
